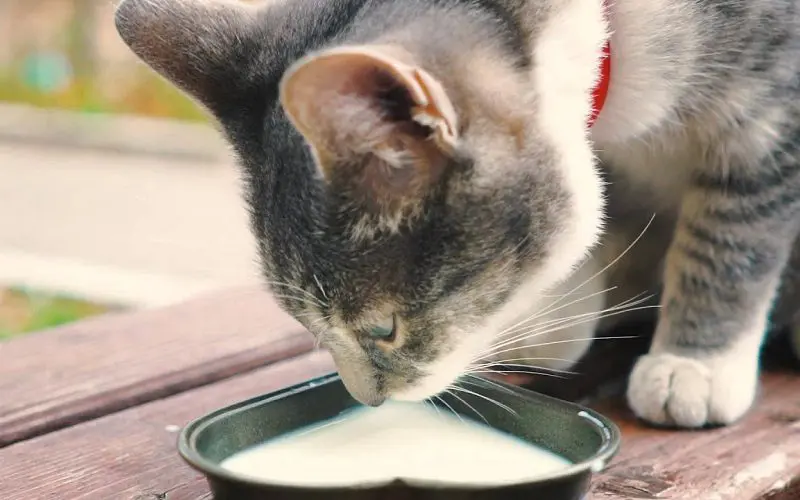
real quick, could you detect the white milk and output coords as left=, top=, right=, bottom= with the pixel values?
left=221, top=402, right=571, bottom=487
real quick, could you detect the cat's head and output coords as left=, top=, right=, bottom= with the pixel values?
left=116, top=0, right=606, bottom=405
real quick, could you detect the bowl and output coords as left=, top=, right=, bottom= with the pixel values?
left=179, top=373, right=620, bottom=500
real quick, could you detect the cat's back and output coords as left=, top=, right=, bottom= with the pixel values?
left=595, top=0, right=800, bottom=209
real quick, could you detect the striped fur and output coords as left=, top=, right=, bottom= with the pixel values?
left=115, top=0, right=800, bottom=428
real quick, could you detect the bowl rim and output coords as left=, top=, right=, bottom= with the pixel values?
left=178, top=372, right=621, bottom=491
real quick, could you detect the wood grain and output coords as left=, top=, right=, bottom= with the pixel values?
left=2, top=348, right=798, bottom=499
left=494, top=326, right=800, bottom=499
left=0, top=351, right=336, bottom=500
left=0, top=286, right=314, bottom=446
left=591, top=369, right=800, bottom=500
left=2, top=292, right=799, bottom=500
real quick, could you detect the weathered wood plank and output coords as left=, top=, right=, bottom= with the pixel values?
left=2, top=343, right=798, bottom=499
left=498, top=326, right=800, bottom=500
left=0, top=351, right=336, bottom=500
left=591, top=369, right=800, bottom=500
left=0, top=286, right=313, bottom=446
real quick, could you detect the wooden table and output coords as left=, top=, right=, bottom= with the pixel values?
left=1, top=287, right=798, bottom=500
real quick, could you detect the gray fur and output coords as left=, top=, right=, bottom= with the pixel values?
left=115, top=0, right=800, bottom=426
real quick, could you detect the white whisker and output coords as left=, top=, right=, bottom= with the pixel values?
left=270, top=294, right=328, bottom=309
left=471, top=356, right=576, bottom=370
left=472, top=361, right=578, bottom=375
left=486, top=333, right=641, bottom=360
left=524, top=214, right=656, bottom=328
left=264, top=280, right=328, bottom=307
left=533, top=215, right=655, bottom=318
left=426, top=397, right=443, bottom=417
left=483, top=304, right=653, bottom=358
left=483, top=294, right=654, bottom=356
left=490, top=300, right=652, bottom=354
left=495, top=292, right=627, bottom=346
left=448, top=386, right=518, bottom=416
left=496, top=285, right=618, bottom=339
left=313, top=274, right=329, bottom=301
left=468, top=368, right=570, bottom=380
left=461, top=374, right=517, bottom=395
left=446, top=386, right=488, bottom=424
left=435, top=394, right=464, bottom=424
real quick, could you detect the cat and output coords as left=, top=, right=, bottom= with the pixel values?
left=115, top=0, right=800, bottom=429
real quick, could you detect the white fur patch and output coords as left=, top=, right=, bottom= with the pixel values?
left=392, top=329, right=490, bottom=401
left=395, top=0, right=612, bottom=401
left=590, top=0, right=690, bottom=145
left=529, top=0, right=607, bottom=292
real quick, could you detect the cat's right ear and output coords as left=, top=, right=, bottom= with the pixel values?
left=114, top=0, right=254, bottom=117
left=279, top=46, right=460, bottom=214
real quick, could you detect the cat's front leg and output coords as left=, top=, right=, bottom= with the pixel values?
left=627, top=169, right=800, bottom=428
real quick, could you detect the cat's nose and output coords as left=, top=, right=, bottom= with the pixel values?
left=331, top=354, right=387, bottom=407
left=338, top=370, right=386, bottom=406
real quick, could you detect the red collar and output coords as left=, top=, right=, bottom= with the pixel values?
left=587, top=5, right=611, bottom=127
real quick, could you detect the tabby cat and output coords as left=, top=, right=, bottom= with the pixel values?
left=115, top=0, right=800, bottom=428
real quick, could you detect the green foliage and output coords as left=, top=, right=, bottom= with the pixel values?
left=2, top=0, right=209, bottom=122
left=0, top=66, right=208, bottom=122
left=0, top=287, right=116, bottom=341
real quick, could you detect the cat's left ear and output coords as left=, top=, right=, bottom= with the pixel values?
left=114, top=0, right=255, bottom=117
left=280, top=46, right=460, bottom=205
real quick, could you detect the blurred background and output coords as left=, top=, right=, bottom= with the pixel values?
left=0, top=0, right=259, bottom=339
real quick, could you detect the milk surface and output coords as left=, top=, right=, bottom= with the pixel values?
left=221, top=402, right=571, bottom=487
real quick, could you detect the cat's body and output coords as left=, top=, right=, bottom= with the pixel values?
left=116, top=0, right=800, bottom=429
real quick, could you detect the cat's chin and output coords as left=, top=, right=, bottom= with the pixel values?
left=389, top=364, right=468, bottom=402
left=390, top=384, right=449, bottom=402
left=389, top=369, right=466, bottom=403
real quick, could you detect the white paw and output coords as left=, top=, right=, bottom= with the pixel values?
left=627, top=352, right=758, bottom=428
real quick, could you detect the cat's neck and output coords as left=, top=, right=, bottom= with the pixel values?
left=588, top=0, right=698, bottom=145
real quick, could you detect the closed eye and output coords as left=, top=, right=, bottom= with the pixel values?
left=367, top=313, right=397, bottom=341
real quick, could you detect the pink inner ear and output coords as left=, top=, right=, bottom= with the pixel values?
left=281, top=48, right=461, bottom=167
left=327, top=60, right=398, bottom=102
left=282, top=53, right=417, bottom=130
left=280, top=50, right=458, bottom=218
left=280, top=51, right=433, bottom=170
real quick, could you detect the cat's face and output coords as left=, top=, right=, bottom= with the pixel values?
left=116, top=0, right=604, bottom=405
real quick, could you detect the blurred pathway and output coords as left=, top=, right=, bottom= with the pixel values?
left=0, top=142, right=260, bottom=307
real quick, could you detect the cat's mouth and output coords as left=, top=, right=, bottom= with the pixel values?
left=327, top=323, right=491, bottom=407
